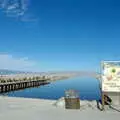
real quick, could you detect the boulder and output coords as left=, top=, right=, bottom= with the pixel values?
left=53, top=97, right=65, bottom=108
left=53, top=97, right=98, bottom=110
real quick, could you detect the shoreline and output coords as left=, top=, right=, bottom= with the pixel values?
left=1, top=75, right=119, bottom=120
left=0, top=96, right=120, bottom=120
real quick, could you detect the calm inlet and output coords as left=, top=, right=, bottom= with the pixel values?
left=2, top=77, right=101, bottom=100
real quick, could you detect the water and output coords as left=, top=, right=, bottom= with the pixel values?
left=2, top=77, right=101, bottom=100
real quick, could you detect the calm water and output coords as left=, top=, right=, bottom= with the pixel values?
left=2, top=77, right=101, bottom=100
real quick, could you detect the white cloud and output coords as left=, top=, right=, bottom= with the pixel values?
left=0, top=0, right=31, bottom=20
left=0, top=54, right=38, bottom=72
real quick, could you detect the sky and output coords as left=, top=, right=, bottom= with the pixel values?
left=0, top=0, right=120, bottom=72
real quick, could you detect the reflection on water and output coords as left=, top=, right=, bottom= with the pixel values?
left=4, top=77, right=101, bottom=100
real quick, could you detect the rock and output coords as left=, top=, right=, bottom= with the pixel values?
left=53, top=97, right=65, bottom=108
left=53, top=98, right=98, bottom=110
left=80, top=100, right=98, bottom=110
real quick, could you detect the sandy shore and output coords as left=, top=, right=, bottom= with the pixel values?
left=0, top=96, right=120, bottom=120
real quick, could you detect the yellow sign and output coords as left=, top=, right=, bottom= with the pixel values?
left=102, top=62, right=120, bottom=92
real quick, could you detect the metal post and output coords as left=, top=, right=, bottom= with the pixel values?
left=101, top=92, right=105, bottom=110
left=101, top=61, right=105, bottom=110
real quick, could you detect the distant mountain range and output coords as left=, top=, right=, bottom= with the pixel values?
left=0, top=69, right=27, bottom=75
left=0, top=69, right=97, bottom=77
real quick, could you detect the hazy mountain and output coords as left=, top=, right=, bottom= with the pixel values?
left=0, top=69, right=27, bottom=75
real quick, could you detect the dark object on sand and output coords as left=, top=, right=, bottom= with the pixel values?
left=98, top=94, right=112, bottom=105
left=97, top=94, right=112, bottom=110
left=104, top=94, right=112, bottom=105
left=65, top=90, right=80, bottom=109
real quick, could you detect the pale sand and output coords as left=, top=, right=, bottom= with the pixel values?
left=0, top=96, right=120, bottom=120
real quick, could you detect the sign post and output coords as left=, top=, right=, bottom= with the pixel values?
left=101, top=61, right=120, bottom=110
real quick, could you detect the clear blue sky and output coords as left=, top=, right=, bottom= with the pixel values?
left=0, top=0, right=120, bottom=72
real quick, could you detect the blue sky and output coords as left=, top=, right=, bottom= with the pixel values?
left=0, top=0, right=120, bottom=72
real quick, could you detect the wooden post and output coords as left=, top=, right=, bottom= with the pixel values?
left=23, top=83, right=25, bottom=88
left=3, top=85, right=5, bottom=92
left=7, top=85, right=9, bottom=91
left=5, top=85, right=7, bottom=92
left=18, top=83, right=20, bottom=89
left=8, top=85, right=10, bottom=91
left=101, top=92, right=105, bottom=110
left=28, top=82, right=29, bottom=87
left=22, top=82, right=24, bottom=89
left=25, top=82, right=27, bottom=88
left=16, top=84, right=18, bottom=89
left=39, top=81, right=41, bottom=85
left=11, top=84, right=14, bottom=91
left=0, top=85, right=1, bottom=93
left=1, top=85, right=3, bottom=93
left=31, top=81, right=32, bottom=87
left=33, top=81, right=34, bottom=86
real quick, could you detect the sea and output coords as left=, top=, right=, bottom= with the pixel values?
left=1, top=77, right=101, bottom=100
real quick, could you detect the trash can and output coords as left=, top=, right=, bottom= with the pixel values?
left=64, top=89, right=80, bottom=109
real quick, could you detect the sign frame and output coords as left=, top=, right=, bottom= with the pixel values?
left=101, top=61, right=120, bottom=92
left=101, top=61, right=120, bottom=110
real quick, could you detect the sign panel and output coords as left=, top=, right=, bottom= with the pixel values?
left=102, top=61, right=120, bottom=92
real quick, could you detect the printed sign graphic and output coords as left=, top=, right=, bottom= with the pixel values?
left=102, top=61, right=120, bottom=92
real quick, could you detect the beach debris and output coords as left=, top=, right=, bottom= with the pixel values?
left=80, top=100, right=98, bottom=110
left=53, top=97, right=99, bottom=110
left=53, top=97, right=65, bottom=108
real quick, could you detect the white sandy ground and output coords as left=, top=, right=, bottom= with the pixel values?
left=0, top=96, right=120, bottom=120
